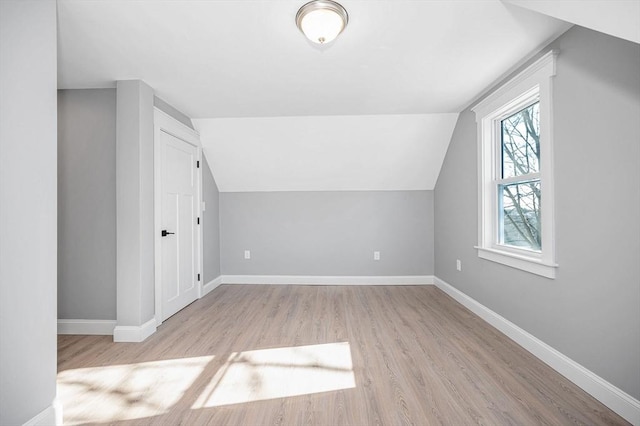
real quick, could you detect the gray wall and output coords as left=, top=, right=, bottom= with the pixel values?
left=203, top=157, right=221, bottom=281
left=0, top=1, right=58, bottom=424
left=434, top=26, right=640, bottom=399
left=57, top=86, right=204, bottom=325
left=220, top=191, right=434, bottom=276
left=58, top=89, right=117, bottom=320
left=116, top=80, right=156, bottom=327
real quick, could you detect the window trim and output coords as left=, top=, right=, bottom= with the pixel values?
left=472, top=50, right=558, bottom=279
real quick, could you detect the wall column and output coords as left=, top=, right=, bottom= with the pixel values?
left=114, top=80, right=156, bottom=342
left=0, top=0, right=60, bottom=424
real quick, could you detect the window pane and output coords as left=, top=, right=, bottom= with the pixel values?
left=499, top=180, right=541, bottom=251
left=501, top=102, right=539, bottom=178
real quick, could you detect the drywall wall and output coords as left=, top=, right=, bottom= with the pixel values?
left=58, top=89, right=117, bottom=320
left=220, top=191, right=434, bottom=276
left=203, top=157, right=221, bottom=281
left=0, top=1, right=59, bottom=424
left=56, top=85, right=199, bottom=331
left=116, top=80, right=156, bottom=328
left=434, top=26, right=640, bottom=399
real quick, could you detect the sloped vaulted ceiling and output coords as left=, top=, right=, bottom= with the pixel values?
left=57, top=0, right=574, bottom=191
left=194, top=114, right=459, bottom=192
left=503, top=0, right=640, bottom=44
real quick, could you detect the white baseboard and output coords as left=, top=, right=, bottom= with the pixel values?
left=202, top=275, right=223, bottom=296
left=220, top=275, right=434, bottom=286
left=23, top=398, right=62, bottom=426
left=57, top=319, right=116, bottom=335
left=113, top=317, right=157, bottom=343
left=434, top=276, right=640, bottom=425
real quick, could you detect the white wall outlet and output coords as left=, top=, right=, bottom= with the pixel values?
left=201, top=201, right=206, bottom=211
left=374, top=251, right=380, bottom=261
left=244, top=250, right=251, bottom=260
left=456, top=259, right=462, bottom=271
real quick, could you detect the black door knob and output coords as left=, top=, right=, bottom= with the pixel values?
left=161, top=230, right=175, bottom=237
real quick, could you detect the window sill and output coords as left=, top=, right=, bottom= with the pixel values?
left=475, top=246, right=558, bottom=279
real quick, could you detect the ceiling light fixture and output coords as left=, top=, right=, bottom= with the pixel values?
left=296, top=0, right=349, bottom=45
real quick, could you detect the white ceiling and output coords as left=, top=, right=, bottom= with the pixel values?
left=57, top=0, right=571, bottom=118
left=57, top=0, right=576, bottom=191
left=195, top=114, right=458, bottom=192
left=503, top=0, right=640, bottom=45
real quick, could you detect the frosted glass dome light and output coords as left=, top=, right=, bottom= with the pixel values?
left=296, top=0, right=348, bottom=44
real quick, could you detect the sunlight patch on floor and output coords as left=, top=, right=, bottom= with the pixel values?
left=192, top=342, right=355, bottom=408
left=58, top=355, right=214, bottom=425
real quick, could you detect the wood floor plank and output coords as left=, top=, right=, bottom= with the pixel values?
left=57, top=285, right=629, bottom=426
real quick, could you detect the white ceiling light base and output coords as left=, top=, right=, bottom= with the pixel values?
left=296, top=0, right=348, bottom=44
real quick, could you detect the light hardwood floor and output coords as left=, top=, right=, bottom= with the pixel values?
left=58, top=285, right=628, bottom=425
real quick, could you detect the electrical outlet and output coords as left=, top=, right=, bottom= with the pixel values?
left=374, top=251, right=380, bottom=261
left=456, top=259, right=462, bottom=271
left=244, top=250, right=251, bottom=260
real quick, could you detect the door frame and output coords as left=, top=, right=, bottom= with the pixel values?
left=153, top=108, right=204, bottom=326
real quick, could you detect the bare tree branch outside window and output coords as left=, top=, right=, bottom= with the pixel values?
left=500, top=102, right=541, bottom=251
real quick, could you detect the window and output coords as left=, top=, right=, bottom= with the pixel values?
left=472, top=51, right=558, bottom=278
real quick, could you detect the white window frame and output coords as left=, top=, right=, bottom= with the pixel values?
left=472, top=50, right=558, bottom=279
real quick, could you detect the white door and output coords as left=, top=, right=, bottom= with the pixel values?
left=159, top=130, right=199, bottom=321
